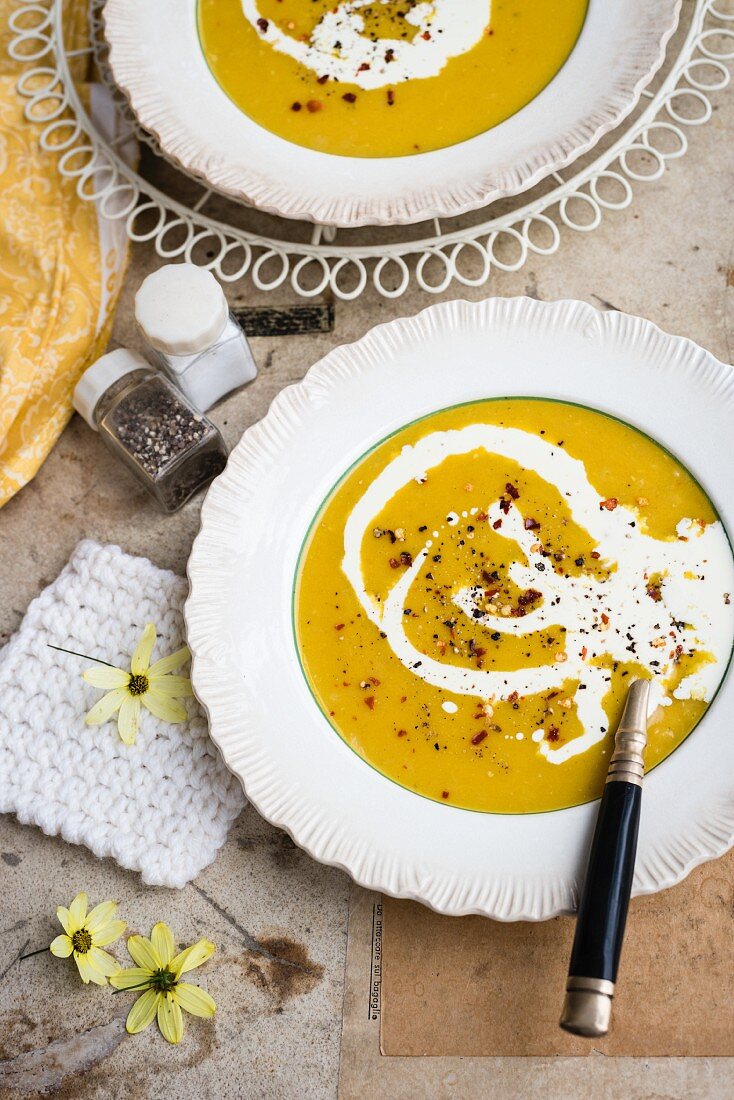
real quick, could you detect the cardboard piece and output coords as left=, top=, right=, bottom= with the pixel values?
left=380, top=851, right=734, bottom=1057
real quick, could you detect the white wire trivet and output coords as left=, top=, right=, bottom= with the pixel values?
left=8, top=0, right=734, bottom=300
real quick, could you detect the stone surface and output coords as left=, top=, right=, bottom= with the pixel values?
left=0, top=31, right=732, bottom=1099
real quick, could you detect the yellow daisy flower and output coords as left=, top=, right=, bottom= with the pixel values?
left=83, top=622, right=193, bottom=745
left=49, top=891, right=126, bottom=985
left=110, top=922, right=216, bottom=1043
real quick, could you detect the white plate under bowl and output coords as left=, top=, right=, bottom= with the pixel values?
left=186, top=298, right=734, bottom=920
left=104, top=0, right=681, bottom=227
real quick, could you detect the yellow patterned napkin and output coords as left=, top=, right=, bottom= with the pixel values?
left=0, top=0, right=130, bottom=507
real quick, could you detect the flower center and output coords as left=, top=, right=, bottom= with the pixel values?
left=72, top=928, right=93, bottom=954
left=150, top=967, right=177, bottom=992
left=128, top=673, right=149, bottom=696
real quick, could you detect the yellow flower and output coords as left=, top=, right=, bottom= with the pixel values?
left=49, top=892, right=126, bottom=985
left=83, top=623, right=193, bottom=745
left=110, top=922, right=216, bottom=1043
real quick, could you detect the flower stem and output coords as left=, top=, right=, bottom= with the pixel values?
left=112, top=979, right=155, bottom=994
left=20, top=946, right=50, bottom=960
left=47, top=643, right=119, bottom=668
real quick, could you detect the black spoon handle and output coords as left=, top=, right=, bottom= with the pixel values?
left=560, top=679, right=649, bottom=1038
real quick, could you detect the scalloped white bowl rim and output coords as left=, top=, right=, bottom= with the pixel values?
left=185, top=297, right=734, bottom=920
left=103, top=0, right=681, bottom=227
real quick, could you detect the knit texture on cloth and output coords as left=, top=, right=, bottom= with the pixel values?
left=0, top=540, right=245, bottom=887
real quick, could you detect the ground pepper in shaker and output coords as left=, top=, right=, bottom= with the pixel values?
left=72, top=348, right=228, bottom=513
left=134, top=263, right=257, bottom=412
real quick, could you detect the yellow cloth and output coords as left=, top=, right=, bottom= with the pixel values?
left=0, top=1, right=129, bottom=506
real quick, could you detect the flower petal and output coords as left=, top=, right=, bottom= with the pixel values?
left=75, top=951, right=106, bottom=985
left=50, top=934, right=73, bottom=958
left=174, top=982, right=216, bottom=1018
left=85, top=688, right=126, bottom=726
left=126, top=989, right=159, bottom=1034
left=151, top=922, right=175, bottom=967
left=171, top=938, right=216, bottom=977
left=145, top=676, right=193, bottom=698
left=141, top=691, right=188, bottom=724
left=93, top=919, right=127, bottom=948
left=157, top=992, right=184, bottom=1044
left=88, top=947, right=120, bottom=977
left=86, top=900, right=118, bottom=933
left=148, top=646, right=190, bottom=678
left=83, top=666, right=129, bottom=689
left=126, top=935, right=161, bottom=971
left=131, top=623, right=157, bottom=675
left=117, top=695, right=141, bottom=745
left=69, top=892, right=88, bottom=929
left=109, top=967, right=152, bottom=990
left=56, top=905, right=71, bottom=935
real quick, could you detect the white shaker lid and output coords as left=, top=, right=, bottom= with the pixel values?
left=72, top=348, right=150, bottom=431
left=135, top=263, right=229, bottom=357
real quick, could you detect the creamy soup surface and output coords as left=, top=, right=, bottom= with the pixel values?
left=295, top=400, right=734, bottom=814
left=198, top=0, right=589, bottom=157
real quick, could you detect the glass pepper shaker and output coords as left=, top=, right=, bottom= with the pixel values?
left=72, top=348, right=228, bottom=513
left=134, top=263, right=257, bottom=412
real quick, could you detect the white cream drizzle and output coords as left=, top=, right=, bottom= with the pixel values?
left=241, top=1, right=491, bottom=90
left=341, top=424, right=734, bottom=765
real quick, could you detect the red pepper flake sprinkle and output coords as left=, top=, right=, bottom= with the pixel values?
left=400, top=695, right=407, bottom=703
left=291, top=101, right=302, bottom=112
left=399, top=551, right=413, bottom=567
left=389, top=557, right=400, bottom=569
left=476, top=511, right=488, bottom=522
left=306, top=100, right=323, bottom=113
left=317, top=74, right=328, bottom=84
left=441, top=790, right=449, bottom=799
left=646, top=584, right=662, bottom=602
left=524, top=517, right=540, bottom=531
left=546, top=726, right=560, bottom=742
left=471, top=730, right=488, bottom=746
left=397, top=729, right=407, bottom=737
left=256, top=17, right=269, bottom=33
left=505, top=482, right=520, bottom=500
left=492, top=519, right=502, bottom=530
left=342, top=92, right=357, bottom=103
left=507, top=691, right=519, bottom=704
left=334, top=622, right=345, bottom=631
left=518, top=588, right=542, bottom=606
left=357, top=62, right=370, bottom=72
left=600, top=497, right=618, bottom=511
left=421, top=30, right=431, bottom=40
left=370, top=677, right=381, bottom=686
left=601, top=613, right=609, bottom=625
left=591, top=550, right=601, bottom=560
left=387, top=88, right=395, bottom=106
left=499, top=497, right=511, bottom=514
left=385, top=48, right=395, bottom=62
left=725, top=593, right=731, bottom=605
left=364, top=696, right=375, bottom=710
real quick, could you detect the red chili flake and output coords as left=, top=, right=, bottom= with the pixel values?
left=674, top=644, right=684, bottom=661
left=306, top=100, right=323, bottom=113
left=546, top=726, right=560, bottom=742
left=357, top=62, right=370, bottom=72
left=646, top=584, right=662, bottom=602
left=334, top=622, right=345, bottom=631
left=291, top=101, right=302, bottom=112
left=591, top=550, right=601, bottom=560
left=507, top=691, right=519, bottom=704
left=499, top=497, right=511, bottom=514
left=385, top=48, right=395, bottom=62
left=471, top=730, right=488, bottom=746
left=725, top=593, right=731, bottom=605
left=256, top=17, right=269, bottom=32
left=441, top=790, right=450, bottom=799
left=342, top=92, right=357, bottom=103
left=518, top=588, right=542, bottom=606
left=474, top=647, right=486, bottom=658
left=524, top=517, right=540, bottom=530
left=601, top=613, right=609, bottom=625
left=370, top=677, right=381, bottom=686
left=387, top=89, right=395, bottom=106
left=317, top=74, right=329, bottom=84
left=581, top=646, right=588, bottom=659
left=505, top=483, right=520, bottom=500
left=476, top=512, right=488, bottom=521
left=365, top=696, right=375, bottom=710
left=492, top=519, right=503, bottom=530
left=397, top=729, right=407, bottom=737
left=484, top=587, right=500, bottom=598
left=600, top=497, right=618, bottom=511
left=389, top=557, right=400, bottom=569
left=400, top=695, right=407, bottom=703
left=399, top=551, right=413, bottom=567
left=421, top=30, right=431, bottom=40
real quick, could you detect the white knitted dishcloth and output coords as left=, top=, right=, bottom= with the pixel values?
left=0, top=540, right=245, bottom=887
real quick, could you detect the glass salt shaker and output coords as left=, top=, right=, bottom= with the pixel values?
left=72, top=348, right=228, bottom=513
left=134, top=263, right=257, bottom=412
